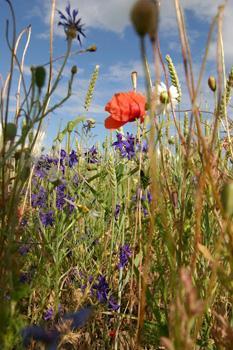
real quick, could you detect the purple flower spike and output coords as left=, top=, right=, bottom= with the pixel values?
left=39, top=210, right=55, bottom=227
left=118, top=244, right=131, bottom=269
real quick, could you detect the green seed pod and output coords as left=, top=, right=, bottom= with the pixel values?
left=67, top=121, right=74, bottom=133
left=208, top=76, right=216, bottom=92
left=5, top=123, right=17, bottom=141
left=221, top=182, right=233, bottom=217
left=131, top=0, right=159, bottom=41
left=35, top=66, right=46, bottom=90
left=71, top=65, right=78, bottom=75
left=160, top=91, right=169, bottom=104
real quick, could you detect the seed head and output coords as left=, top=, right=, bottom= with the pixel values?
left=208, top=76, right=216, bottom=92
left=130, top=0, right=159, bottom=41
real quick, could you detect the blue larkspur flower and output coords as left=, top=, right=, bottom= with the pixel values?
left=58, top=3, right=86, bottom=45
left=93, top=275, right=109, bottom=303
left=44, top=307, right=54, bottom=321
left=112, top=132, right=137, bottom=160
left=31, top=186, right=47, bottom=208
left=85, top=145, right=98, bottom=163
left=118, top=244, right=131, bottom=269
left=39, top=210, right=55, bottom=227
left=60, top=149, right=66, bottom=159
left=69, top=150, right=78, bottom=167
left=92, top=275, right=119, bottom=311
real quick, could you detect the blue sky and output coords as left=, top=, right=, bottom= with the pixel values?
left=0, top=0, right=232, bottom=147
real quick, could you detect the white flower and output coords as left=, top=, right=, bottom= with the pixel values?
left=152, top=82, right=179, bottom=115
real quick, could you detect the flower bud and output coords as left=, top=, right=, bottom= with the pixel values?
left=160, top=91, right=169, bottom=104
left=35, top=66, right=46, bottom=90
left=71, top=65, right=78, bottom=75
left=131, top=0, right=159, bottom=41
left=5, top=123, right=17, bottom=141
left=208, top=76, right=216, bottom=92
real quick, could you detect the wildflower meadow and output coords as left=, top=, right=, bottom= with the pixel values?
left=0, top=0, right=233, bottom=349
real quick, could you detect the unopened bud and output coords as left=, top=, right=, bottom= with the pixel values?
left=71, top=65, right=78, bottom=75
left=131, top=0, right=159, bottom=41
left=208, top=76, right=216, bottom=92
left=35, top=66, right=46, bottom=90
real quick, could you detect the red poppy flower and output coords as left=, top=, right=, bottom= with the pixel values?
left=104, top=91, right=146, bottom=129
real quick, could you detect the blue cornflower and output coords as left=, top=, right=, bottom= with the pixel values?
left=85, top=145, right=98, bottom=163
left=68, top=150, right=78, bottom=168
left=118, top=244, right=131, bottom=269
left=39, top=210, right=55, bottom=227
left=58, top=3, right=86, bottom=44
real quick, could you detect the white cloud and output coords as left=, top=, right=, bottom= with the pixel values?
left=37, top=0, right=135, bottom=35
left=33, top=0, right=233, bottom=65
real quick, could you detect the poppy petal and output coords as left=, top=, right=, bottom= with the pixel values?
left=104, top=116, right=126, bottom=129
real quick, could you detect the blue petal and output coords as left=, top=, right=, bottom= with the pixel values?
left=57, top=10, right=67, bottom=21
left=72, top=9, right=78, bottom=21
left=65, top=3, right=71, bottom=17
left=63, top=306, right=93, bottom=329
left=22, top=325, right=59, bottom=347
